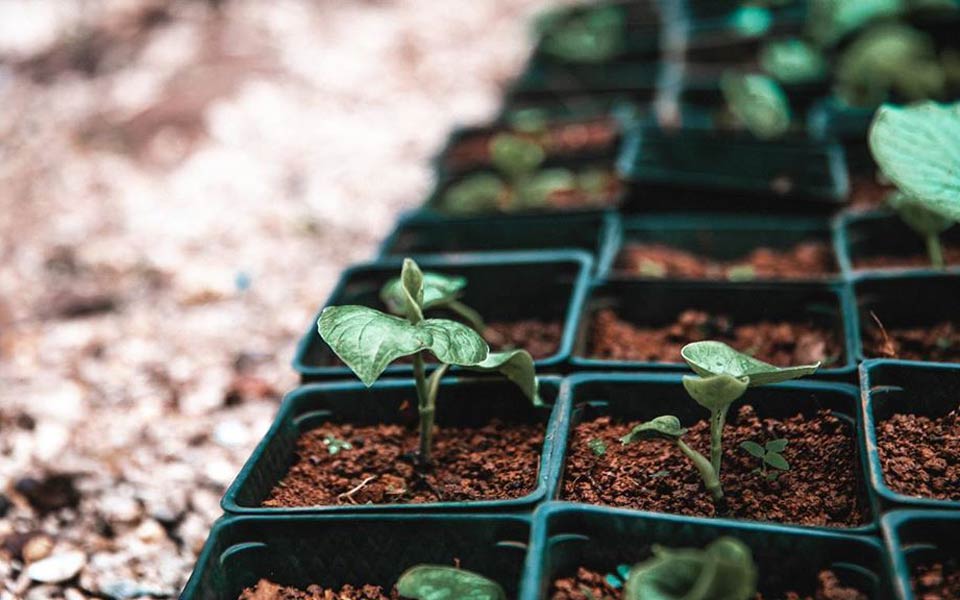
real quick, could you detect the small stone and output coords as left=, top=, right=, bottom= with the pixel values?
left=98, top=494, right=142, bottom=525
left=22, top=534, right=54, bottom=563
left=135, top=519, right=166, bottom=544
left=213, top=420, right=249, bottom=447
left=27, top=551, right=86, bottom=583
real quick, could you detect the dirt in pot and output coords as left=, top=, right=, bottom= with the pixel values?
left=615, top=241, right=836, bottom=280
left=876, top=409, right=960, bottom=501
left=863, top=316, right=960, bottom=363
left=913, top=559, right=960, bottom=599
left=587, top=308, right=842, bottom=366
left=263, top=418, right=543, bottom=507
left=239, top=579, right=398, bottom=599
left=550, top=567, right=868, bottom=600
left=561, top=405, right=868, bottom=528
left=853, top=244, right=960, bottom=271
left=848, top=176, right=892, bottom=211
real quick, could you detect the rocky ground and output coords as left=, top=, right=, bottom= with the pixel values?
left=0, top=1, right=556, bottom=596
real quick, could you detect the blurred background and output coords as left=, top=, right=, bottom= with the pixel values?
left=0, top=1, right=558, bottom=596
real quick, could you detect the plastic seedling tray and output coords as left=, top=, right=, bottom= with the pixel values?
left=221, top=377, right=565, bottom=515
left=293, top=251, right=592, bottom=381
left=520, top=503, right=889, bottom=600
left=181, top=513, right=530, bottom=599
left=836, top=210, right=960, bottom=278
left=378, top=211, right=621, bottom=277
left=571, top=278, right=858, bottom=379
left=606, top=213, right=838, bottom=282
left=860, top=360, right=960, bottom=511
left=509, top=60, right=661, bottom=100
left=617, top=125, right=850, bottom=210
left=882, top=510, right=960, bottom=600
left=542, top=373, right=878, bottom=534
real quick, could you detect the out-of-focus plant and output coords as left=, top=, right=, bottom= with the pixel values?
left=397, top=565, right=505, bottom=600
left=535, top=4, right=626, bottom=64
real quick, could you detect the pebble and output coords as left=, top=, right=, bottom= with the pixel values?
left=22, top=534, right=54, bottom=563
left=212, top=419, right=250, bottom=447
left=26, top=551, right=86, bottom=583
left=134, top=519, right=166, bottom=544
left=98, top=494, right=142, bottom=525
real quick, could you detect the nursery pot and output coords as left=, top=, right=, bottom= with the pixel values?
left=882, top=510, right=960, bottom=600
left=836, top=210, right=960, bottom=278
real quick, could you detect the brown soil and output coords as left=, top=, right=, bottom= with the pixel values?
left=263, top=419, right=543, bottom=507
left=561, top=406, right=867, bottom=527
left=912, top=561, right=960, bottom=599
left=587, top=309, right=842, bottom=367
left=616, top=241, right=836, bottom=280
left=239, top=579, right=398, bottom=600
left=848, top=176, right=892, bottom=211
left=545, top=173, right=623, bottom=211
left=853, top=244, right=960, bottom=271
left=863, top=318, right=960, bottom=362
left=550, top=567, right=867, bottom=600
left=876, top=410, right=960, bottom=501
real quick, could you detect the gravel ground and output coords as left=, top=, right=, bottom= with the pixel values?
left=0, top=1, right=557, bottom=596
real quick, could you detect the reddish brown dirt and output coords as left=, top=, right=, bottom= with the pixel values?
left=561, top=406, right=867, bottom=528
left=263, top=419, right=543, bottom=507
left=587, top=309, right=842, bottom=366
left=484, top=320, right=563, bottom=359
left=876, top=410, right=960, bottom=501
left=863, top=319, right=960, bottom=362
left=615, top=241, right=836, bottom=280
left=853, top=244, right=960, bottom=271
left=912, top=561, right=960, bottom=599
left=550, top=567, right=867, bottom=600
left=848, top=176, right=892, bottom=210
left=546, top=173, right=623, bottom=211
left=239, top=579, right=398, bottom=600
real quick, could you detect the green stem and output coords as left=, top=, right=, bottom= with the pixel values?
left=709, top=408, right=728, bottom=477
left=417, top=363, right=450, bottom=464
left=412, top=352, right=430, bottom=462
left=927, top=233, right=945, bottom=269
left=678, top=439, right=723, bottom=502
left=446, top=300, right=486, bottom=333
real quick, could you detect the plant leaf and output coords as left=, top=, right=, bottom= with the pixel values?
left=888, top=191, right=956, bottom=236
left=764, top=452, right=790, bottom=470
left=869, top=101, right=960, bottom=221
left=720, top=72, right=791, bottom=140
left=318, top=306, right=488, bottom=385
left=682, top=374, right=749, bottom=412
left=466, top=349, right=542, bottom=406
left=760, top=39, right=827, bottom=84
left=441, top=174, right=505, bottom=215
left=536, top=4, right=625, bottom=64
left=396, top=565, right=506, bottom=600
left=623, top=538, right=757, bottom=600
left=621, top=415, right=687, bottom=444
left=588, top=438, right=607, bottom=456
left=739, top=441, right=766, bottom=458
left=765, top=438, right=788, bottom=453
left=515, top=168, right=576, bottom=208
left=490, top=133, right=545, bottom=178
left=728, top=6, right=772, bottom=37
left=681, top=341, right=820, bottom=386
left=380, top=271, right=467, bottom=316
left=807, top=0, right=902, bottom=48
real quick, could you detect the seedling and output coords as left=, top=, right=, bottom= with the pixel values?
left=397, top=565, right=505, bottom=600
left=869, top=101, right=960, bottom=269
left=380, top=269, right=485, bottom=332
left=623, top=537, right=757, bottom=600
left=535, top=4, right=625, bottom=64
left=721, top=71, right=792, bottom=140
left=318, top=258, right=540, bottom=465
left=740, top=438, right=790, bottom=480
left=587, top=437, right=607, bottom=456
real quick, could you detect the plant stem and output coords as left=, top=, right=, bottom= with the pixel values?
left=412, top=352, right=430, bottom=463
left=446, top=300, right=486, bottom=333
left=709, top=408, right=728, bottom=477
left=678, top=439, right=723, bottom=502
left=927, top=233, right=945, bottom=269
left=416, top=362, right=450, bottom=465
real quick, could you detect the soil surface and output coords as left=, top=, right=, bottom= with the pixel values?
left=848, top=176, right=892, bottom=211
left=587, top=309, right=842, bottom=366
left=550, top=567, right=868, bottom=600
left=616, top=241, right=836, bottom=280
left=913, top=561, right=960, bottom=599
left=877, top=410, right=960, bottom=501
left=545, top=172, right=623, bottom=211
left=863, top=318, right=960, bottom=362
left=263, top=419, right=543, bottom=506
left=853, top=244, right=960, bottom=271
left=240, top=579, right=399, bottom=600
left=561, top=406, right=867, bottom=527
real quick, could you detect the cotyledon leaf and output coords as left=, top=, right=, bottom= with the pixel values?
left=682, top=374, right=749, bottom=412
left=760, top=39, right=827, bottom=84
left=681, top=341, right=819, bottom=386
left=466, top=349, right=542, bottom=406
left=380, top=271, right=467, bottom=316
left=396, top=565, right=506, bottom=600
left=623, top=538, right=757, bottom=600
left=887, top=191, right=955, bottom=236
left=318, top=306, right=488, bottom=386
left=620, top=415, right=687, bottom=444
left=720, top=72, right=791, bottom=140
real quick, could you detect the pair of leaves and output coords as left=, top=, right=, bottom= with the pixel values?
left=720, top=72, right=792, bottom=140
left=760, top=39, right=827, bottom=85
left=536, top=4, right=625, bottom=64
left=740, top=439, right=791, bottom=471
left=380, top=272, right=467, bottom=317
left=490, top=133, right=545, bottom=178
left=681, top=341, right=820, bottom=387
left=623, top=538, right=758, bottom=600
left=397, top=565, right=505, bottom=600
left=807, top=0, right=903, bottom=48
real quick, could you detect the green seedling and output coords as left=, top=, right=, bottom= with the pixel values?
left=623, top=537, right=758, bottom=600
left=535, top=4, right=625, bottom=64
left=740, top=438, right=790, bottom=480
left=869, top=101, right=960, bottom=269
left=318, top=258, right=540, bottom=465
left=721, top=71, right=792, bottom=140
left=587, top=437, right=607, bottom=456
left=397, top=565, right=505, bottom=600
left=322, top=434, right=352, bottom=455
left=380, top=270, right=485, bottom=332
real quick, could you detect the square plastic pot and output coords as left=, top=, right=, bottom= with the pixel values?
left=508, top=60, right=662, bottom=102
left=860, top=360, right=960, bottom=511
left=520, top=503, right=889, bottom=600
left=543, top=373, right=878, bottom=534
left=836, top=210, right=960, bottom=278
left=378, top=211, right=621, bottom=278
left=605, top=213, right=838, bottom=282
left=851, top=273, right=960, bottom=364
left=570, top=278, right=858, bottom=379
left=221, top=376, right=565, bottom=515
left=882, top=510, right=960, bottom=600
left=181, top=513, right=530, bottom=599
left=292, top=251, right=592, bottom=381
left=616, top=125, right=850, bottom=211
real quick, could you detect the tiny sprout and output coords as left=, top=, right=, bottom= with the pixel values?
left=740, top=439, right=790, bottom=480
left=396, top=564, right=505, bottom=600
left=726, top=264, right=757, bottom=282
left=322, top=435, right=352, bottom=455
left=587, top=437, right=607, bottom=456
left=380, top=270, right=485, bottom=332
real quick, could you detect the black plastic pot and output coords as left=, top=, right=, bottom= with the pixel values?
left=522, top=503, right=889, bottom=600
left=221, top=377, right=564, bottom=514
left=883, top=510, right=960, bottom=600
left=293, top=251, right=592, bottom=380
left=543, top=373, right=877, bottom=533
left=379, top=211, right=621, bottom=277
left=836, top=210, right=960, bottom=278
left=571, top=278, right=857, bottom=379
left=181, top=513, right=529, bottom=599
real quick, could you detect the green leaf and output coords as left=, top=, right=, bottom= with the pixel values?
left=682, top=374, right=749, bottom=412
left=490, top=133, right=545, bottom=178
left=739, top=441, right=766, bottom=459
left=380, top=271, right=467, bottom=316
left=506, top=108, right=549, bottom=134
left=536, top=4, right=625, bottom=64
left=728, top=6, right=772, bottom=37
left=765, top=438, right=788, bottom=453
left=318, top=306, right=488, bottom=386
left=760, top=39, right=827, bottom=84
left=888, top=191, right=956, bottom=236
left=869, top=101, right=960, bottom=221
left=623, top=538, right=757, bottom=600
left=807, top=0, right=903, bottom=48
left=720, top=72, right=792, bottom=140
left=442, top=174, right=505, bottom=215
left=621, top=415, right=687, bottom=444
left=681, top=341, right=820, bottom=386
left=396, top=565, right=506, bottom=600
left=466, top=349, right=542, bottom=406
left=764, top=452, right=790, bottom=470
left=726, top=264, right=756, bottom=282
left=588, top=437, right=607, bottom=456
left=515, top=168, right=576, bottom=208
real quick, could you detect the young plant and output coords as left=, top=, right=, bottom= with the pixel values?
left=869, top=101, right=960, bottom=268
left=318, top=258, right=540, bottom=465
left=535, top=4, right=625, bottom=64
left=740, top=438, right=790, bottom=480
left=380, top=269, right=485, bottom=332
left=397, top=565, right=505, bottom=600
left=623, top=537, right=757, bottom=600
left=721, top=71, right=793, bottom=140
